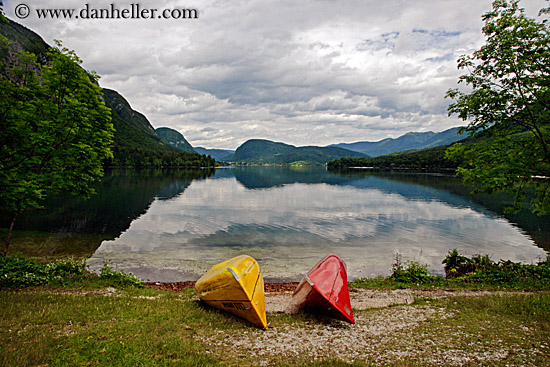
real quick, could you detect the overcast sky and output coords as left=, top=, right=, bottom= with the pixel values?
left=3, top=0, right=546, bottom=149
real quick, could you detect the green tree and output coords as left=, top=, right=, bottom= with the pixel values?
left=0, top=40, right=114, bottom=255
left=446, top=0, right=550, bottom=215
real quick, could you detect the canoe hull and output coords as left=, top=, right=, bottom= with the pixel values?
left=291, top=254, right=354, bottom=324
left=195, top=255, right=267, bottom=329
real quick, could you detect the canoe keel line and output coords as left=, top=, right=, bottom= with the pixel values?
left=290, top=254, right=355, bottom=324
left=195, top=255, right=268, bottom=329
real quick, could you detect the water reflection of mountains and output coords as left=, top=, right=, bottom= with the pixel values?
left=4, top=169, right=215, bottom=235
left=4, top=167, right=548, bottom=252
left=231, top=167, right=477, bottom=209
left=231, top=167, right=549, bottom=251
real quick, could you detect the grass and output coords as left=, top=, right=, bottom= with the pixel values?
left=1, top=251, right=549, bottom=366
left=1, top=287, right=548, bottom=366
left=358, top=294, right=550, bottom=367
left=0, top=287, right=230, bottom=367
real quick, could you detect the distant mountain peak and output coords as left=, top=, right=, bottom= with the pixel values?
left=232, top=139, right=367, bottom=165
left=330, top=127, right=465, bottom=157
left=155, top=127, right=194, bottom=153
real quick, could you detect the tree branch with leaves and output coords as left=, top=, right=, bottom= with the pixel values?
left=0, top=36, right=114, bottom=255
left=446, top=0, right=550, bottom=215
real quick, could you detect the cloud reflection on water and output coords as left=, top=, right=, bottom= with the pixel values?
left=88, top=169, right=546, bottom=282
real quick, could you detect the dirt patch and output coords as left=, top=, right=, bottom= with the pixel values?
left=146, top=281, right=521, bottom=313
left=201, top=306, right=456, bottom=365
left=197, top=287, right=544, bottom=366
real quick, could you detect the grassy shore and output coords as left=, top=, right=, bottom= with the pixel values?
left=1, top=285, right=549, bottom=366
left=1, top=252, right=549, bottom=366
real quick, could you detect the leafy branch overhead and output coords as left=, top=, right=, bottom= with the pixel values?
left=0, top=39, right=115, bottom=255
left=446, top=0, right=550, bottom=215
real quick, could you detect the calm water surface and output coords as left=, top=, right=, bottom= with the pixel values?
left=77, top=167, right=547, bottom=282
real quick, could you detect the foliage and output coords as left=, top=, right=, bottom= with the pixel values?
left=441, top=248, right=550, bottom=286
left=352, top=250, right=550, bottom=290
left=106, top=146, right=216, bottom=167
left=446, top=0, right=550, bottom=215
left=96, top=262, right=143, bottom=287
left=0, top=38, right=115, bottom=255
left=389, top=253, right=431, bottom=285
left=0, top=254, right=49, bottom=288
left=0, top=255, right=144, bottom=289
left=327, top=144, right=464, bottom=170
left=442, top=248, right=472, bottom=277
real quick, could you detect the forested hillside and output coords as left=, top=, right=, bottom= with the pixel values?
left=156, top=127, right=195, bottom=153
left=0, top=18, right=214, bottom=168
left=327, top=144, right=464, bottom=171
left=232, top=139, right=367, bottom=165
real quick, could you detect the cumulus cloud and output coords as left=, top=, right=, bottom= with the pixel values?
left=4, top=0, right=547, bottom=148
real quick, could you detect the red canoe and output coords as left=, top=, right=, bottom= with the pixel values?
left=290, top=254, right=355, bottom=324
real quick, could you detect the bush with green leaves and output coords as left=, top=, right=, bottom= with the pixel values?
left=97, top=263, right=143, bottom=287
left=353, top=250, right=550, bottom=290
left=0, top=255, right=49, bottom=288
left=390, top=253, right=431, bottom=284
left=0, top=255, right=143, bottom=289
left=441, top=249, right=550, bottom=289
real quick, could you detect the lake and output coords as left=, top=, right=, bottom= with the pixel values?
left=7, top=167, right=549, bottom=282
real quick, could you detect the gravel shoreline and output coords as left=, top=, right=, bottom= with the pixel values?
left=145, top=281, right=530, bottom=313
left=179, top=284, right=546, bottom=366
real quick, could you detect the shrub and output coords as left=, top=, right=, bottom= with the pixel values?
left=45, top=257, right=86, bottom=277
left=442, top=248, right=472, bottom=277
left=390, top=253, right=431, bottom=284
left=97, top=263, right=143, bottom=287
left=0, top=255, right=49, bottom=288
left=0, top=256, right=143, bottom=289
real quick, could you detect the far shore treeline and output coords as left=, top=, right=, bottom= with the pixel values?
left=327, top=144, right=464, bottom=171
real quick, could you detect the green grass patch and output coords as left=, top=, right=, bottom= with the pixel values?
left=1, top=255, right=143, bottom=289
left=351, top=250, right=550, bottom=291
left=0, top=288, right=227, bottom=367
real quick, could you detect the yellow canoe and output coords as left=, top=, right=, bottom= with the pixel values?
left=195, top=255, right=267, bottom=329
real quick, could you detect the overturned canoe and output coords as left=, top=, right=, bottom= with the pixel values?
left=195, top=255, right=267, bottom=329
left=290, top=254, right=354, bottom=324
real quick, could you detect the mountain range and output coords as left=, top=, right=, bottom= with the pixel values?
left=1, top=18, right=466, bottom=166
left=157, top=126, right=465, bottom=164
left=230, top=139, right=367, bottom=164
left=330, top=127, right=466, bottom=157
